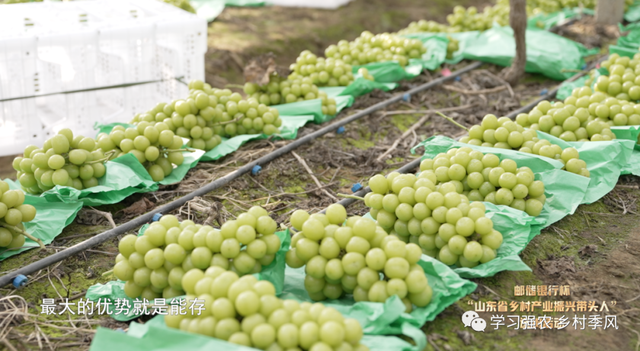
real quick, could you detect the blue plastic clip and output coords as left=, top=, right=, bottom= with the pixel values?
left=455, top=76, right=461, bottom=81
left=540, top=88, right=548, bottom=96
left=152, top=213, right=162, bottom=222
left=252, top=165, right=262, bottom=175
left=13, top=274, right=27, bottom=288
left=402, top=93, right=411, bottom=102
left=336, top=126, right=345, bottom=134
left=351, top=183, right=363, bottom=193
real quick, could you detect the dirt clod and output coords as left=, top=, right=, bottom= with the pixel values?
left=538, top=256, right=577, bottom=277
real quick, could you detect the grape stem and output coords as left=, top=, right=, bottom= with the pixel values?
left=435, top=111, right=469, bottom=131
left=0, top=221, right=45, bottom=249
left=210, top=115, right=244, bottom=126
left=101, top=269, right=114, bottom=277
left=336, top=194, right=365, bottom=201
left=85, top=150, right=118, bottom=164
left=164, top=148, right=196, bottom=153
left=225, top=84, right=245, bottom=89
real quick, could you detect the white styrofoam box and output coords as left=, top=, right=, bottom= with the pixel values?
left=0, top=0, right=206, bottom=97
left=155, top=18, right=207, bottom=83
left=0, top=98, right=40, bottom=157
left=0, top=36, right=38, bottom=100
left=266, top=0, right=354, bottom=9
left=37, top=29, right=100, bottom=95
left=95, top=22, right=158, bottom=87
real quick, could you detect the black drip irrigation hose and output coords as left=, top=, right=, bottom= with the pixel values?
left=0, top=61, right=483, bottom=288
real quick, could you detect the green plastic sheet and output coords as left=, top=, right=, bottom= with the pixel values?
left=535, top=131, right=635, bottom=204
left=353, top=62, right=422, bottom=84
left=85, top=230, right=291, bottom=321
left=527, top=8, right=594, bottom=30
left=459, top=26, right=596, bottom=81
left=89, top=316, right=417, bottom=351
left=617, top=28, right=640, bottom=50
left=0, top=195, right=83, bottom=260
left=625, top=1, right=640, bottom=22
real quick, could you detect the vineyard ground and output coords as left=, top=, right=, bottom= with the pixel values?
left=1, top=2, right=639, bottom=351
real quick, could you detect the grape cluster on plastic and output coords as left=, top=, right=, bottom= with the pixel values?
left=588, top=53, right=640, bottom=102
left=0, top=181, right=36, bottom=250
left=243, top=75, right=338, bottom=116
left=459, top=114, right=590, bottom=177
left=113, top=206, right=281, bottom=301
left=398, top=5, right=507, bottom=34
left=513, top=94, right=617, bottom=142
left=323, top=31, right=426, bottom=68
left=130, top=80, right=283, bottom=151
left=365, top=171, right=504, bottom=268
left=418, top=148, right=546, bottom=217
left=285, top=204, right=433, bottom=312
left=97, top=123, right=186, bottom=182
left=165, top=272, right=369, bottom=351
left=446, top=36, right=459, bottom=60
left=289, top=51, right=355, bottom=87
left=13, top=129, right=108, bottom=194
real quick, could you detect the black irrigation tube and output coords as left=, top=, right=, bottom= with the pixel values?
left=0, top=60, right=483, bottom=288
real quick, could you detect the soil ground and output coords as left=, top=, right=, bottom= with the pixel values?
left=1, top=2, right=639, bottom=351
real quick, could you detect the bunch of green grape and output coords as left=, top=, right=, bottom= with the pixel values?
left=588, top=53, right=640, bottom=102
left=459, top=114, right=590, bottom=177
left=513, top=96, right=617, bottom=142
left=285, top=204, right=433, bottom=312
left=324, top=31, right=426, bottom=68
left=165, top=272, right=369, bottom=351
left=365, top=172, right=503, bottom=268
left=445, top=6, right=498, bottom=32
left=96, top=123, right=186, bottom=182
left=113, top=206, right=280, bottom=300
left=417, top=148, right=546, bottom=217
left=130, top=80, right=283, bottom=150
left=0, top=181, right=36, bottom=250
left=243, top=75, right=338, bottom=116
left=289, top=51, right=355, bottom=87
left=12, top=129, right=108, bottom=194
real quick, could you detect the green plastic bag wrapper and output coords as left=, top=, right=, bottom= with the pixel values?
left=625, top=2, right=640, bottom=23
left=89, top=316, right=418, bottom=351
left=610, top=45, right=639, bottom=59
left=321, top=78, right=397, bottom=100
left=85, top=230, right=291, bottom=321
left=445, top=31, right=482, bottom=64
left=610, top=125, right=640, bottom=176
left=352, top=61, right=422, bottom=84
left=278, top=254, right=476, bottom=349
left=4, top=153, right=158, bottom=207
left=534, top=131, right=635, bottom=204
left=526, top=8, right=594, bottom=30
left=460, top=26, right=596, bottom=81
left=414, top=135, right=586, bottom=227
left=0, top=196, right=83, bottom=260
left=617, top=28, right=640, bottom=50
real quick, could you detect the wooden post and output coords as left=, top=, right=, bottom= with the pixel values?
left=503, top=0, right=526, bottom=85
left=596, top=0, right=624, bottom=25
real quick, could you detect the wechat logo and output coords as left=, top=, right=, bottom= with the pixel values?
left=462, top=311, right=486, bottom=332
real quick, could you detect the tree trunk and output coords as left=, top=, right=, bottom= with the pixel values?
left=502, top=0, right=526, bottom=85
left=595, top=0, right=624, bottom=25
